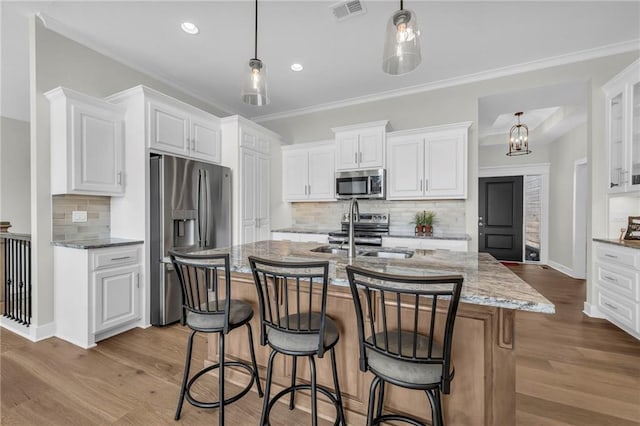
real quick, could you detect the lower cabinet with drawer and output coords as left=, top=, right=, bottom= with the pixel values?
left=593, top=242, right=640, bottom=339
left=54, top=244, right=143, bottom=348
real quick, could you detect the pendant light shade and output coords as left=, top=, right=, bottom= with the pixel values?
left=507, top=112, right=531, bottom=156
left=242, top=0, right=269, bottom=106
left=382, top=1, right=422, bottom=75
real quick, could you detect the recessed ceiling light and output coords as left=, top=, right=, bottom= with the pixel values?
left=290, top=63, right=304, bottom=72
left=181, top=22, right=199, bottom=35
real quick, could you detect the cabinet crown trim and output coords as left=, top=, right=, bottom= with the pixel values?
left=45, top=86, right=126, bottom=114
left=281, top=140, right=334, bottom=151
left=221, top=114, right=282, bottom=142
left=602, top=58, right=640, bottom=94
left=387, top=121, right=472, bottom=138
left=331, top=120, right=389, bottom=133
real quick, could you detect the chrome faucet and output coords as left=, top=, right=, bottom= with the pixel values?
left=348, top=198, right=360, bottom=258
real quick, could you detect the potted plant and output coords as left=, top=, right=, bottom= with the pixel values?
left=422, top=211, right=435, bottom=235
left=413, top=212, right=426, bottom=235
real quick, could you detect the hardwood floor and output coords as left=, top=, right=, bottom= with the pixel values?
left=1, top=264, right=639, bottom=425
left=509, top=264, right=640, bottom=426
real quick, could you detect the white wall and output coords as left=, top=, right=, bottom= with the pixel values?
left=0, top=117, right=30, bottom=233
left=548, top=124, right=587, bottom=270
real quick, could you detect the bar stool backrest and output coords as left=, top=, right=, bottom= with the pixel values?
left=346, top=265, right=464, bottom=393
left=249, top=256, right=330, bottom=357
left=169, top=250, right=232, bottom=334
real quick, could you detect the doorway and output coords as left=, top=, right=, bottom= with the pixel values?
left=478, top=176, right=524, bottom=261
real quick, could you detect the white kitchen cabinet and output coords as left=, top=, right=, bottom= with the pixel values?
left=603, top=59, right=640, bottom=194
left=54, top=244, right=143, bottom=349
left=593, top=242, right=640, bottom=339
left=45, top=87, right=125, bottom=196
left=387, top=122, right=470, bottom=200
left=148, top=96, right=221, bottom=163
left=333, top=121, right=388, bottom=171
left=283, top=141, right=335, bottom=201
left=221, top=116, right=278, bottom=244
left=382, top=236, right=468, bottom=252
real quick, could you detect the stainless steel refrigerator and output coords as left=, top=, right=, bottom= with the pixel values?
left=150, top=154, right=232, bottom=326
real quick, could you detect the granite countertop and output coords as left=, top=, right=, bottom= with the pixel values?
left=271, top=227, right=471, bottom=241
left=386, top=232, right=471, bottom=241
left=272, top=227, right=335, bottom=234
left=51, top=238, right=144, bottom=249
left=593, top=238, right=640, bottom=250
left=183, top=240, right=554, bottom=314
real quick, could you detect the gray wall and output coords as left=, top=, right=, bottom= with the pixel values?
left=479, top=142, right=551, bottom=166
left=548, top=123, right=587, bottom=269
left=0, top=116, right=30, bottom=234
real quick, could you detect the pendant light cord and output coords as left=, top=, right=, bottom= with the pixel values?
left=400, top=0, right=403, bottom=10
left=254, top=0, right=258, bottom=60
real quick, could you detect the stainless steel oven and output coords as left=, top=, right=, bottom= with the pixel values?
left=335, top=169, right=386, bottom=200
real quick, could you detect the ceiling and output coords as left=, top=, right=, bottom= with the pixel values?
left=2, top=1, right=640, bottom=123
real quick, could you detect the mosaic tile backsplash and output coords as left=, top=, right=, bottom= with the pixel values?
left=52, top=195, right=110, bottom=241
left=291, top=199, right=466, bottom=234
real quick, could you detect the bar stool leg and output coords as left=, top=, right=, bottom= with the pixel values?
left=175, top=330, right=196, bottom=420
left=425, top=388, right=443, bottom=426
left=260, top=350, right=277, bottom=426
left=246, top=323, right=264, bottom=397
left=289, top=356, right=297, bottom=410
left=434, top=388, right=444, bottom=426
left=309, top=355, right=318, bottom=426
left=367, top=376, right=382, bottom=426
left=218, top=333, right=225, bottom=426
left=330, top=348, right=345, bottom=425
left=376, top=380, right=385, bottom=418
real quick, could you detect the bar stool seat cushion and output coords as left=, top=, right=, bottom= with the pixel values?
left=267, top=313, right=339, bottom=353
left=366, top=330, right=446, bottom=386
left=186, top=299, right=253, bottom=331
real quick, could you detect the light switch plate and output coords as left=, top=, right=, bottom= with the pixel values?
left=71, top=210, right=88, bottom=223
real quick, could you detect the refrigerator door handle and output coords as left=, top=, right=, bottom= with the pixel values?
left=197, top=169, right=203, bottom=246
left=205, top=170, right=211, bottom=246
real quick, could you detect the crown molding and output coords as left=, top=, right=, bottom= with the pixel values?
left=36, top=13, right=239, bottom=118
left=252, top=39, right=640, bottom=124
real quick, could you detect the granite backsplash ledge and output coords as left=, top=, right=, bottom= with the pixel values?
left=291, top=199, right=466, bottom=234
left=52, top=194, right=110, bottom=241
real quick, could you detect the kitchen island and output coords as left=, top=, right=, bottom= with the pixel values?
left=188, top=240, right=553, bottom=425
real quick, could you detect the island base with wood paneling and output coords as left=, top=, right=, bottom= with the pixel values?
left=207, top=272, right=516, bottom=425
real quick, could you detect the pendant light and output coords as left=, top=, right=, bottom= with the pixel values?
left=241, top=0, right=269, bottom=106
left=507, top=112, right=531, bottom=156
left=382, top=0, right=422, bottom=75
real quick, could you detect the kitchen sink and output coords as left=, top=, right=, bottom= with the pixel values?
left=362, top=250, right=414, bottom=259
left=310, top=246, right=414, bottom=259
left=310, top=246, right=350, bottom=255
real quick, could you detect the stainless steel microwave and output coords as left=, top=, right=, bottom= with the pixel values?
left=335, top=169, right=386, bottom=200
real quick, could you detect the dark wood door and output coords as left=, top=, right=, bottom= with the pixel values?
left=478, top=176, right=523, bottom=261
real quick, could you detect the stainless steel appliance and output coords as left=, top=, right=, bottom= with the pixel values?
left=150, top=154, right=232, bottom=326
left=335, top=169, right=386, bottom=200
left=328, top=213, right=389, bottom=246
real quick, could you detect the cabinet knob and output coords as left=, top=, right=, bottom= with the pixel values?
left=117, top=171, right=122, bottom=185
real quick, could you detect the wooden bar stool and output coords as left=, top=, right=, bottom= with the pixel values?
left=170, top=251, right=263, bottom=424
left=346, top=265, right=464, bottom=426
left=249, top=256, right=345, bottom=426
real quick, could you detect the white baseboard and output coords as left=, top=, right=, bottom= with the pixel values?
left=0, top=319, right=55, bottom=342
left=583, top=302, right=605, bottom=318
left=546, top=260, right=574, bottom=277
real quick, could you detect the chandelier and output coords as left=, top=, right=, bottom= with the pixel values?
left=507, top=112, right=531, bottom=156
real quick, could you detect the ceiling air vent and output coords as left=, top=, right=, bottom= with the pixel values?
left=330, top=0, right=366, bottom=21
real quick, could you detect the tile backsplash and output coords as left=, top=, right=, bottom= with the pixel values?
left=52, top=195, right=110, bottom=241
left=291, top=200, right=466, bottom=234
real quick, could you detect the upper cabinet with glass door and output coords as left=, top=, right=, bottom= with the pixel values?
left=603, top=59, right=640, bottom=194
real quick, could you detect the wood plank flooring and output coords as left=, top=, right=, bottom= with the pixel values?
left=1, top=264, right=639, bottom=425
